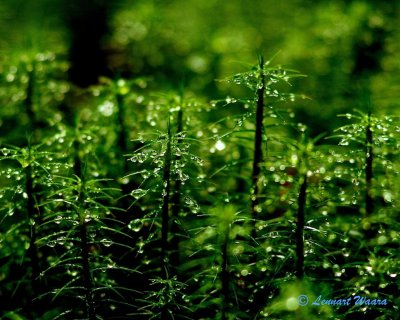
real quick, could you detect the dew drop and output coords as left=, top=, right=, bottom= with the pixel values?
left=137, top=240, right=145, bottom=254
left=241, top=269, right=249, bottom=276
left=55, top=216, right=62, bottom=224
left=215, top=140, right=226, bottom=151
left=141, top=170, right=150, bottom=179
left=226, top=96, right=235, bottom=104
left=383, top=191, right=392, bottom=203
left=131, top=189, right=147, bottom=199
left=98, top=101, right=115, bottom=117
left=129, top=219, right=144, bottom=232
left=101, top=238, right=112, bottom=247
left=47, top=240, right=56, bottom=248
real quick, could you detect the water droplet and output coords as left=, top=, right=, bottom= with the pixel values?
left=68, top=269, right=78, bottom=277
left=226, top=96, right=235, bottom=104
left=137, top=240, right=145, bottom=254
left=98, top=101, right=115, bottom=117
left=129, top=219, right=144, bottom=232
left=383, top=191, right=392, bottom=203
left=241, top=269, right=249, bottom=276
left=179, top=172, right=189, bottom=182
left=131, top=189, right=147, bottom=199
left=215, top=140, right=226, bottom=151
left=377, top=235, right=388, bottom=245
left=47, top=240, right=56, bottom=248
left=101, top=238, right=112, bottom=247
left=184, top=197, right=200, bottom=213
left=140, top=170, right=150, bottom=179
left=55, top=216, right=62, bottom=224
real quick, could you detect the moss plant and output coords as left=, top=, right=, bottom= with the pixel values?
left=1, top=49, right=400, bottom=320
left=332, top=109, right=399, bottom=233
left=220, top=57, right=305, bottom=238
left=0, top=143, right=63, bottom=318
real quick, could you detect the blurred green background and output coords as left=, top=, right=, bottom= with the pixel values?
left=1, top=0, right=400, bottom=133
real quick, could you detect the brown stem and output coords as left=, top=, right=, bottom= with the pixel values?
left=251, top=57, right=265, bottom=239
left=365, top=112, right=373, bottom=216
left=296, top=174, right=307, bottom=279
left=74, top=136, right=96, bottom=319
left=116, top=92, right=128, bottom=157
left=25, top=63, right=35, bottom=132
left=221, top=226, right=230, bottom=320
left=161, top=121, right=172, bottom=276
left=170, top=109, right=183, bottom=271
left=26, top=160, right=40, bottom=295
left=79, top=220, right=96, bottom=320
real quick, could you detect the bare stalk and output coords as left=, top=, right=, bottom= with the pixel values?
left=251, top=57, right=266, bottom=238
left=25, top=153, right=41, bottom=295
left=296, top=174, right=307, bottom=279
left=25, top=63, right=35, bottom=132
left=221, top=225, right=230, bottom=320
left=79, top=217, right=96, bottom=320
left=365, top=111, right=374, bottom=216
left=161, top=120, right=172, bottom=275
left=170, top=109, right=183, bottom=271
left=74, top=135, right=96, bottom=320
left=116, top=91, right=128, bottom=158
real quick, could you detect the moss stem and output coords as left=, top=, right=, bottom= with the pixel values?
left=250, top=57, right=266, bottom=238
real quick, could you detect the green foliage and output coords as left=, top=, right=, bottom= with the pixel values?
left=1, top=3, right=400, bottom=317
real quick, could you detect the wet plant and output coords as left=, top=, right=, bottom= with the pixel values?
left=331, top=109, right=400, bottom=235
left=1, top=49, right=399, bottom=320
left=35, top=162, right=137, bottom=319
left=124, top=96, right=205, bottom=318
left=0, top=142, right=68, bottom=318
left=218, top=56, right=306, bottom=239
